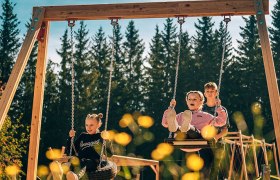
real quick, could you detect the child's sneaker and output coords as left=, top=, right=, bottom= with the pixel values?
left=166, top=109, right=178, bottom=132
left=66, top=171, right=79, bottom=180
left=180, top=110, right=192, bottom=132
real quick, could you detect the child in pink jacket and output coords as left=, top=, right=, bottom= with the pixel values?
left=162, top=91, right=227, bottom=137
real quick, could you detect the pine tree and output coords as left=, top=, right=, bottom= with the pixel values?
left=73, top=21, right=91, bottom=128
left=57, top=28, right=72, bottom=122
left=90, top=27, right=110, bottom=113
left=213, top=20, right=233, bottom=112
left=193, top=17, right=216, bottom=88
left=235, top=15, right=269, bottom=134
left=55, top=28, right=72, bottom=149
left=41, top=60, right=61, bottom=156
left=213, top=21, right=233, bottom=79
left=123, top=20, right=145, bottom=112
left=270, top=0, right=280, bottom=89
left=146, top=25, right=166, bottom=117
left=161, top=18, right=178, bottom=100
left=0, top=0, right=20, bottom=82
left=109, top=24, right=126, bottom=129
left=176, top=30, right=194, bottom=113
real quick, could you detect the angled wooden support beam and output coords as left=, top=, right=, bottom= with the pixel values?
left=0, top=7, right=45, bottom=130
left=254, top=0, right=280, bottom=161
left=27, top=20, right=50, bottom=180
left=41, top=0, right=269, bottom=21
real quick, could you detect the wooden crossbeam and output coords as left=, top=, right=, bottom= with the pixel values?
left=41, top=0, right=269, bottom=21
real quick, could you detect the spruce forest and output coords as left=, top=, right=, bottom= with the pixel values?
left=0, top=0, right=280, bottom=179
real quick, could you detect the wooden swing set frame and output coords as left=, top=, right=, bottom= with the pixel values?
left=0, top=0, right=279, bottom=179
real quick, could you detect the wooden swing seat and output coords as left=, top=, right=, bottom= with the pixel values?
left=164, top=138, right=215, bottom=149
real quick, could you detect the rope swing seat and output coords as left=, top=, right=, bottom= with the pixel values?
left=164, top=138, right=215, bottom=149
left=64, top=18, right=160, bottom=180
left=65, top=19, right=118, bottom=180
left=0, top=1, right=279, bottom=180
left=164, top=16, right=230, bottom=150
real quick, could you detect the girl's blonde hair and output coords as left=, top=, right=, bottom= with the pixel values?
left=186, top=91, right=205, bottom=102
left=86, top=113, right=103, bottom=122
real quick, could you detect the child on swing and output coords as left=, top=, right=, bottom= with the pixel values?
left=66, top=113, right=105, bottom=180
left=203, top=82, right=229, bottom=141
left=162, top=90, right=227, bottom=138
left=162, top=91, right=227, bottom=178
left=202, top=82, right=230, bottom=178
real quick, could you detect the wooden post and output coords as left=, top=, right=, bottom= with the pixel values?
left=262, top=140, right=271, bottom=180
left=0, top=7, right=45, bottom=130
left=239, top=131, right=248, bottom=180
left=240, top=145, right=249, bottom=180
left=228, top=143, right=236, bottom=180
left=252, top=137, right=260, bottom=177
left=254, top=0, right=280, bottom=160
left=273, top=143, right=280, bottom=177
left=26, top=21, right=50, bottom=180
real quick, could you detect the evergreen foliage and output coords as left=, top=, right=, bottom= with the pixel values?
left=1, top=1, right=280, bottom=178
left=0, top=0, right=20, bottom=82
left=123, top=20, right=145, bottom=112
left=193, top=17, right=216, bottom=88
left=161, top=18, right=178, bottom=100
left=41, top=60, right=60, bottom=153
left=90, top=26, right=110, bottom=113
left=235, top=16, right=270, bottom=135
left=73, top=21, right=92, bottom=130
left=0, top=115, right=29, bottom=178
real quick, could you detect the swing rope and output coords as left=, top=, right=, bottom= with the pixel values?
left=212, top=15, right=231, bottom=121
left=68, top=20, right=76, bottom=156
left=99, top=18, right=118, bottom=167
left=168, top=17, right=185, bottom=138
left=172, top=17, right=185, bottom=100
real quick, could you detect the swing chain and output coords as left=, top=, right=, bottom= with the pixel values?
left=68, top=19, right=76, bottom=156
left=98, top=18, right=119, bottom=169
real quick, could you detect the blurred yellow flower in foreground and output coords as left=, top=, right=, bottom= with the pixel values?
left=137, top=116, right=154, bottom=128
left=157, top=143, right=174, bottom=156
left=114, top=132, right=132, bottom=146
left=119, top=114, right=134, bottom=128
left=5, top=165, right=20, bottom=176
left=186, top=154, right=204, bottom=171
left=181, top=172, right=200, bottom=180
left=201, top=125, right=217, bottom=140
left=37, top=165, right=49, bottom=177
left=46, top=148, right=62, bottom=160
